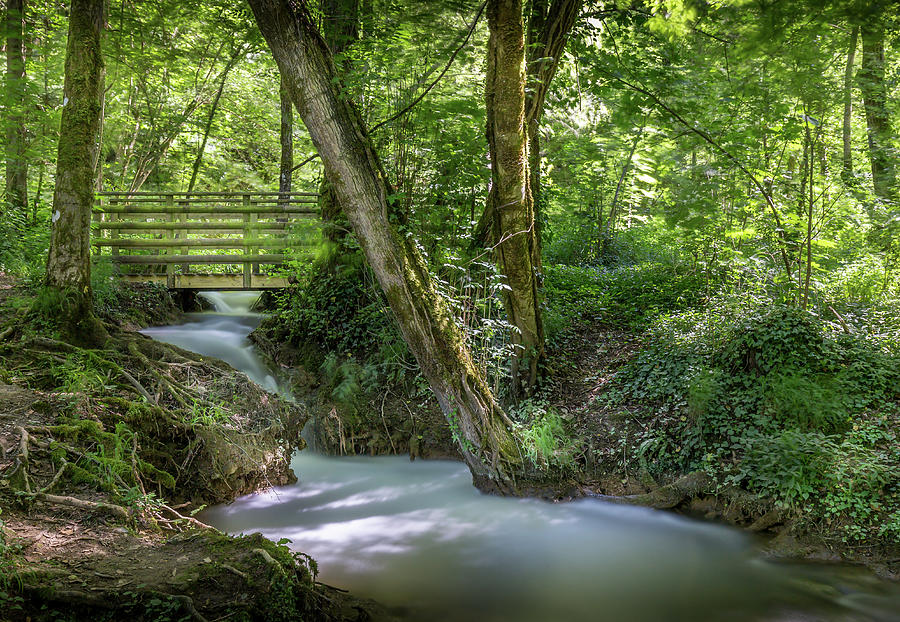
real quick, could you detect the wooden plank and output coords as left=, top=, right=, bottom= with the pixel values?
left=92, top=238, right=299, bottom=248
left=93, top=221, right=307, bottom=231
left=94, top=206, right=318, bottom=214
left=118, top=274, right=291, bottom=289
left=98, top=191, right=319, bottom=197
left=111, top=254, right=290, bottom=265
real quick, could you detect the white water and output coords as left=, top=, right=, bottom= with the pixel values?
left=144, top=292, right=900, bottom=622
left=140, top=291, right=279, bottom=393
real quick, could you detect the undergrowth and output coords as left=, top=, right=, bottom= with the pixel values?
left=604, top=300, right=900, bottom=544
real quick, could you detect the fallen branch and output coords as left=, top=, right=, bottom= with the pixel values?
left=160, top=503, right=218, bottom=532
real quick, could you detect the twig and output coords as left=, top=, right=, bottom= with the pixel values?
left=39, top=460, right=68, bottom=494
left=380, top=390, right=397, bottom=454
left=15, top=426, right=32, bottom=493
left=370, top=0, right=487, bottom=133
left=160, top=503, right=218, bottom=532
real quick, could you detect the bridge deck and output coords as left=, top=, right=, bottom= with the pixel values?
left=92, top=191, right=319, bottom=289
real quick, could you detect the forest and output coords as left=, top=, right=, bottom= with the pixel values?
left=0, top=0, right=899, bottom=620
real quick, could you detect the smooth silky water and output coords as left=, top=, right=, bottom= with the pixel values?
left=144, top=292, right=900, bottom=622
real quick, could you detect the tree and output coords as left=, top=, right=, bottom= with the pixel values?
left=484, top=0, right=545, bottom=399
left=318, top=0, right=358, bottom=253
left=858, top=19, right=896, bottom=202
left=279, top=74, right=293, bottom=199
left=524, top=0, right=580, bottom=256
left=841, top=24, right=858, bottom=180
left=44, top=0, right=107, bottom=346
left=5, top=0, right=28, bottom=217
left=247, top=0, right=528, bottom=492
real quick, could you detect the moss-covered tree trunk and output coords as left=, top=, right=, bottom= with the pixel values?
left=524, top=0, right=580, bottom=265
left=5, top=0, right=28, bottom=218
left=247, top=0, right=525, bottom=492
left=485, top=0, right=545, bottom=399
left=44, top=0, right=107, bottom=346
left=858, top=22, right=896, bottom=202
left=318, top=0, right=358, bottom=254
left=279, top=73, right=293, bottom=199
left=841, top=24, right=858, bottom=181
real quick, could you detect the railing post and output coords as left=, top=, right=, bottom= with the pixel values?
left=166, top=193, right=176, bottom=288
left=242, top=193, right=252, bottom=288
left=108, top=196, right=119, bottom=262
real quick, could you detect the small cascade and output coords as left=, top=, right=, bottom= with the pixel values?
left=197, top=290, right=262, bottom=314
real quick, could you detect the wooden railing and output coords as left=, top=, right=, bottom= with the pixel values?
left=91, top=191, right=319, bottom=289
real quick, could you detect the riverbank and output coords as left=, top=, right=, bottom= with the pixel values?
left=254, top=263, right=900, bottom=582
left=0, top=276, right=394, bottom=621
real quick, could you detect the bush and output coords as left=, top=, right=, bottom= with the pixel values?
left=543, top=262, right=704, bottom=340
left=608, top=301, right=900, bottom=542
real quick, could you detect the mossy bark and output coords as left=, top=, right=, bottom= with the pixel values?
left=858, top=22, right=896, bottom=202
left=247, top=0, right=525, bottom=492
left=485, top=0, right=545, bottom=399
left=279, top=73, right=293, bottom=199
left=524, top=0, right=580, bottom=264
left=5, top=0, right=28, bottom=217
left=318, top=0, right=359, bottom=259
left=44, top=0, right=107, bottom=346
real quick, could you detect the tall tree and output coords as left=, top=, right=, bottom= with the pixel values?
left=44, top=0, right=107, bottom=345
left=858, top=19, right=896, bottom=201
left=5, top=0, right=28, bottom=217
left=247, top=0, right=527, bottom=492
left=841, top=24, right=858, bottom=180
left=279, top=73, right=293, bottom=199
left=318, top=0, right=358, bottom=251
left=484, top=0, right=545, bottom=398
left=524, top=0, right=580, bottom=259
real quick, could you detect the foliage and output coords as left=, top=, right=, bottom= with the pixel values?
left=543, top=261, right=704, bottom=341
left=606, top=298, right=900, bottom=542
left=515, top=399, right=578, bottom=470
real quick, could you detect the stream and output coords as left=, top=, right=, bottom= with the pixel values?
left=144, top=291, right=900, bottom=622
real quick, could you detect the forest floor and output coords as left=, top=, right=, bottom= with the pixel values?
left=0, top=274, right=398, bottom=622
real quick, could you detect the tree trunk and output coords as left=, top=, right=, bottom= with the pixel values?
left=5, top=0, right=28, bottom=218
left=44, top=0, right=107, bottom=346
left=841, top=25, right=858, bottom=181
left=485, top=0, right=545, bottom=399
left=318, top=0, right=359, bottom=256
left=858, top=22, right=896, bottom=201
left=247, top=0, right=525, bottom=492
left=525, top=0, right=580, bottom=263
left=279, top=73, right=293, bottom=199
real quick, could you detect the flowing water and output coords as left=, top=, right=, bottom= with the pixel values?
left=145, top=292, right=900, bottom=622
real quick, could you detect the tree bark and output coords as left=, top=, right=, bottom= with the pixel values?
left=858, top=22, right=896, bottom=201
left=318, top=0, right=359, bottom=254
left=247, top=0, right=524, bottom=492
left=279, top=73, right=293, bottom=199
left=525, top=0, right=580, bottom=262
left=485, top=0, right=545, bottom=399
left=5, top=0, right=28, bottom=218
left=44, top=0, right=107, bottom=346
left=841, top=25, right=858, bottom=180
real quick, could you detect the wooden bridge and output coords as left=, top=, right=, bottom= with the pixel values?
left=91, top=191, right=319, bottom=289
